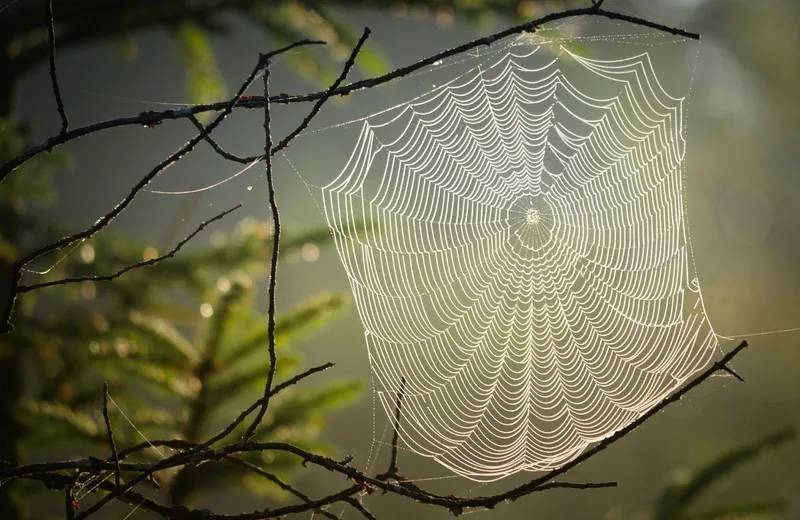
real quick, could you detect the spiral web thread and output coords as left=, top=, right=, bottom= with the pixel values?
left=313, top=34, right=717, bottom=481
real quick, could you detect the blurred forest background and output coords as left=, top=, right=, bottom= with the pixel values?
left=1, top=0, right=798, bottom=519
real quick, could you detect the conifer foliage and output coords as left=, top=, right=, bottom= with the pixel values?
left=1, top=122, right=359, bottom=515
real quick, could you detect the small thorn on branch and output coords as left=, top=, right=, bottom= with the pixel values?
left=721, top=364, right=745, bottom=383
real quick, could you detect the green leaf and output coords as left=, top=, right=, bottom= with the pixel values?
left=0, top=233, right=17, bottom=262
left=127, top=310, right=200, bottom=366
left=1, top=118, right=72, bottom=207
left=16, top=400, right=103, bottom=449
left=655, top=427, right=796, bottom=520
left=222, top=292, right=348, bottom=368
left=196, top=280, right=250, bottom=362
left=91, top=352, right=200, bottom=400
left=205, top=353, right=301, bottom=415
left=173, top=21, right=227, bottom=108
left=265, top=380, right=361, bottom=434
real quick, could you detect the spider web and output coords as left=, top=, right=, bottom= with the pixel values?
left=284, top=25, right=718, bottom=481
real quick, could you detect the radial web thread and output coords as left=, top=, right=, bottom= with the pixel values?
left=305, top=34, right=717, bottom=481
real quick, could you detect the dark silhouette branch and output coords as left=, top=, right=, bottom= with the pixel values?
left=45, top=0, right=69, bottom=135
left=224, top=457, right=340, bottom=520
left=0, top=5, right=699, bottom=184
left=188, top=114, right=261, bottom=164
left=345, top=497, right=377, bottom=520
left=272, top=27, right=372, bottom=155
left=17, top=39, right=321, bottom=269
left=245, top=27, right=371, bottom=440
left=243, top=54, right=279, bottom=441
left=721, top=363, right=746, bottom=383
left=495, top=341, right=750, bottom=505
left=15, top=468, right=362, bottom=520
left=2, top=342, right=748, bottom=518
left=0, top=39, right=322, bottom=333
left=102, top=382, right=122, bottom=489
left=376, top=377, right=405, bottom=482
left=64, top=472, right=79, bottom=520
left=16, top=204, right=242, bottom=294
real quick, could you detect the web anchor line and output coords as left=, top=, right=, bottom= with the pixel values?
left=717, top=326, right=800, bottom=340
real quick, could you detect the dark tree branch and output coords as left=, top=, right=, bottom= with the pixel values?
left=495, top=341, right=750, bottom=505
left=376, top=377, right=405, bottom=482
left=224, top=457, right=340, bottom=520
left=345, top=497, right=377, bottom=520
left=197, top=361, right=335, bottom=451
left=272, top=27, right=371, bottom=155
left=19, top=468, right=362, bottom=520
left=245, top=28, right=371, bottom=440
left=64, top=472, right=79, bottom=520
left=2, top=342, right=749, bottom=517
left=45, top=0, right=69, bottom=134
left=721, top=364, right=745, bottom=383
left=101, top=382, right=121, bottom=489
left=16, top=204, right=242, bottom=294
left=117, top=439, right=197, bottom=460
left=17, top=39, right=321, bottom=269
left=24, top=361, right=335, bottom=518
left=188, top=114, right=262, bottom=164
left=0, top=39, right=322, bottom=334
left=0, top=5, right=699, bottom=184
left=243, top=54, right=278, bottom=441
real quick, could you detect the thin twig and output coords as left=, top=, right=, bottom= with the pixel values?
left=199, top=361, right=335, bottom=451
left=0, top=41, right=321, bottom=334
left=225, top=457, right=339, bottom=520
left=243, top=55, right=278, bottom=441
left=245, top=29, right=370, bottom=439
left=377, top=377, right=405, bottom=481
left=345, top=497, right=377, bottom=520
left=117, top=439, right=197, bottom=460
left=272, top=27, right=372, bottom=155
left=17, top=41, right=319, bottom=270
left=0, top=6, right=698, bottom=184
left=721, top=363, right=745, bottom=383
left=499, top=341, right=750, bottom=504
left=188, top=114, right=261, bottom=164
left=64, top=361, right=335, bottom=518
left=65, top=472, right=80, bottom=520
left=67, top=45, right=322, bottom=520
left=17, top=204, right=241, bottom=293
left=22, top=469, right=362, bottom=520
left=45, top=0, right=68, bottom=134
left=102, top=382, right=122, bottom=489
